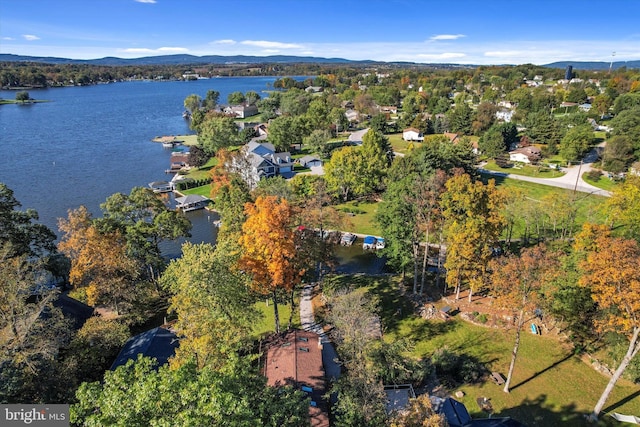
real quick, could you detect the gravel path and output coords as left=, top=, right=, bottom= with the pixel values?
left=300, top=284, right=341, bottom=381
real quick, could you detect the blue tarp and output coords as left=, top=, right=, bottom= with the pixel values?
left=363, top=236, right=376, bottom=244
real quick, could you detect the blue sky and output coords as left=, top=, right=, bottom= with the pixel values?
left=1, top=0, right=639, bottom=65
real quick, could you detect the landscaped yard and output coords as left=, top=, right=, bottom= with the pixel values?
left=182, top=184, right=211, bottom=197
left=334, top=199, right=382, bottom=236
left=483, top=160, right=565, bottom=179
left=325, top=274, right=640, bottom=426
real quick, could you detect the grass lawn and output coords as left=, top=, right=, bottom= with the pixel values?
left=334, top=199, right=382, bottom=236
left=483, top=160, right=565, bottom=179
left=184, top=157, right=217, bottom=180
left=483, top=174, right=608, bottom=238
left=583, top=172, right=619, bottom=192
left=252, top=298, right=301, bottom=338
left=182, top=184, right=211, bottom=197
left=329, top=274, right=640, bottom=426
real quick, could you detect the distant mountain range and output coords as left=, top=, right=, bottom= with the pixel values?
left=0, top=53, right=369, bottom=65
left=1, top=53, right=638, bottom=69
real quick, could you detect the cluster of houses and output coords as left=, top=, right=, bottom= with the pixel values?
left=108, top=322, right=523, bottom=426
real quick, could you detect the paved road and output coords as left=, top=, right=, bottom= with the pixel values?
left=480, top=146, right=611, bottom=197
left=300, top=284, right=341, bottom=381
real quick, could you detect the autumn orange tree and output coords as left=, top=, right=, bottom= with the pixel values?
left=489, top=244, right=558, bottom=393
left=575, top=224, right=640, bottom=421
left=238, top=195, right=304, bottom=333
left=58, top=206, right=140, bottom=315
left=441, top=174, right=506, bottom=301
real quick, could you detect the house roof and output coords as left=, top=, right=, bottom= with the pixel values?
left=444, top=132, right=460, bottom=142
left=247, top=140, right=275, bottom=155
left=175, top=194, right=209, bottom=204
left=403, top=127, right=421, bottom=133
left=52, top=293, right=94, bottom=330
left=298, top=155, right=321, bottom=164
left=111, top=326, right=179, bottom=370
left=265, top=329, right=328, bottom=427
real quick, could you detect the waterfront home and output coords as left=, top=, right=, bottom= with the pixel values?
left=169, top=152, right=190, bottom=173
left=264, top=330, right=329, bottom=427
left=239, top=141, right=295, bottom=186
left=175, top=194, right=209, bottom=211
left=224, top=103, right=259, bottom=119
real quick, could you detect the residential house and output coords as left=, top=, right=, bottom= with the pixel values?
left=379, top=105, right=398, bottom=114
left=298, top=155, right=323, bottom=168
left=169, top=152, right=190, bottom=173
left=444, top=132, right=460, bottom=143
left=509, top=146, right=542, bottom=164
left=341, top=100, right=354, bottom=109
left=264, top=330, right=329, bottom=427
left=403, top=127, right=424, bottom=141
left=305, top=86, right=323, bottom=93
left=111, top=325, right=179, bottom=370
left=345, top=109, right=360, bottom=123
left=444, top=132, right=480, bottom=154
left=579, top=103, right=592, bottom=112
left=495, top=108, right=514, bottom=123
left=224, top=103, right=259, bottom=119
left=53, top=294, right=95, bottom=331
left=237, top=141, right=295, bottom=187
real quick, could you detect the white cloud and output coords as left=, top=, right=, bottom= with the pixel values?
left=134, top=0, right=157, bottom=3
left=262, top=49, right=280, bottom=54
left=22, top=35, right=40, bottom=41
left=417, top=52, right=466, bottom=60
left=430, top=34, right=466, bottom=41
left=240, top=40, right=302, bottom=49
left=2, top=37, right=15, bottom=41
left=213, top=39, right=236, bottom=45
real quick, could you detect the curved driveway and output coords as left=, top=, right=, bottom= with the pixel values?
left=481, top=147, right=611, bottom=197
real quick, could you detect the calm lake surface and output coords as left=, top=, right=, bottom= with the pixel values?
left=0, top=78, right=384, bottom=271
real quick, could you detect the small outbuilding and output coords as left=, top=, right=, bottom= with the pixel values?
left=402, top=127, right=424, bottom=141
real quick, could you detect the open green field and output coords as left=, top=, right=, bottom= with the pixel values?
left=327, top=274, right=640, bottom=426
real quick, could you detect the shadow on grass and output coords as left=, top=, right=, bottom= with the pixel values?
left=602, top=388, right=640, bottom=414
left=494, top=394, right=585, bottom=426
left=396, top=317, right=459, bottom=342
left=509, top=351, right=575, bottom=392
left=493, top=393, right=629, bottom=427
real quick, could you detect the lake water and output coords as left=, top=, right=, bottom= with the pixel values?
left=0, top=78, right=385, bottom=272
